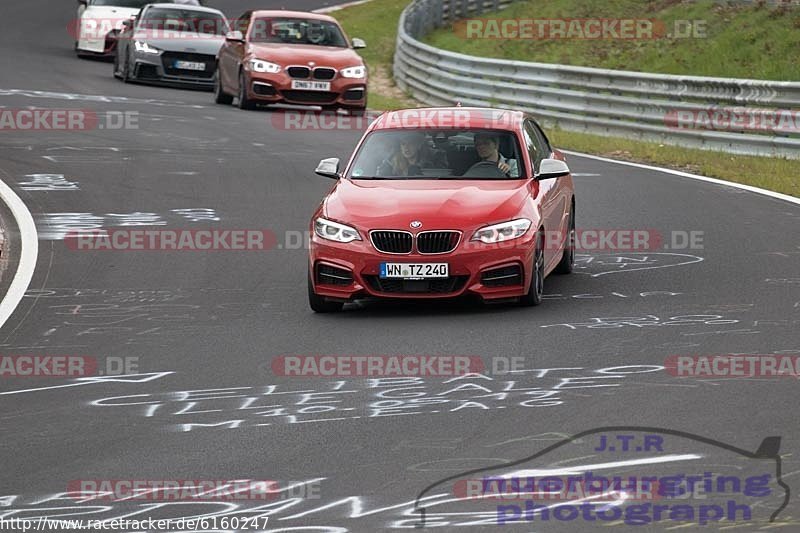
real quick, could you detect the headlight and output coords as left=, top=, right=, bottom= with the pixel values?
left=314, top=218, right=361, bottom=243
left=340, top=65, right=366, bottom=78
left=249, top=59, right=281, bottom=73
left=134, top=41, right=161, bottom=54
left=471, top=218, right=531, bottom=243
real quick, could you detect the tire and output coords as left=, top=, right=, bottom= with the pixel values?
left=554, top=204, right=575, bottom=275
left=237, top=71, right=256, bottom=110
left=214, top=71, right=233, bottom=105
left=520, top=230, right=545, bottom=307
left=308, top=269, right=344, bottom=313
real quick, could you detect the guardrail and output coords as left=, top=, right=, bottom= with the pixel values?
left=393, top=0, right=800, bottom=158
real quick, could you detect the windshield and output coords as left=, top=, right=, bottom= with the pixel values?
left=138, top=8, right=228, bottom=35
left=347, top=130, right=525, bottom=180
left=249, top=18, right=348, bottom=47
left=90, top=0, right=151, bottom=7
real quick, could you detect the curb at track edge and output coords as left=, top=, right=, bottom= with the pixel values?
left=0, top=177, right=38, bottom=330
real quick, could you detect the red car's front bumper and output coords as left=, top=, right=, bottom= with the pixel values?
left=243, top=70, right=366, bottom=109
left=309, top=231, right=536, bottom=302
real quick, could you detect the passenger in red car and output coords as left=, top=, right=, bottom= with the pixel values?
left=377, top=132, right=441, bottom=177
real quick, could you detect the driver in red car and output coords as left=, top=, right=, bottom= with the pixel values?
left=474, top=133, right=519, bottom=177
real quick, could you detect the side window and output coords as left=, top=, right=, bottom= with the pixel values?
left=523, top=120, right=546, bottom=172
left=531, top=121, right=552, bottom=157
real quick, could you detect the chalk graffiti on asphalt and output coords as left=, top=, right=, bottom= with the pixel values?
left=87, top=365, right=668, bottom=432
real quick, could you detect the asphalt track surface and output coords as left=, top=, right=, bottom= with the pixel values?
left=0, top=1, right=799, bottom=531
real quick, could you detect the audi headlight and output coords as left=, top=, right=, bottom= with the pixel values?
left=314, top=218, right=361, bottom=243
left=134, top=41, right=161, bottom=54
left=340, top=65, right=366, bottom=78
left=471, top=218, right=532, bottom=243
left=249, top=59, right=281, bottom=73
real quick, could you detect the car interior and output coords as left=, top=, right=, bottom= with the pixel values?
left=250, top=18, right=348, bottom=47
left=349, top=130, right=523, bottom=179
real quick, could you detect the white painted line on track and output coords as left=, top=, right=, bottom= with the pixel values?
left=0, top=178, right=38, bottom=330
left=563, top=150, right=800, bottom=206
left=0, top=88, right=204, bottom=108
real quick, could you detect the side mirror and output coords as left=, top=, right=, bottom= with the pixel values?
left=225, top=30, right=244, bottom=42
left=315, top=157, right=341, bottom=179
left=535, top=158, right=570, bottom=180
left=78, top=0, right=88, bottom=5
left=351, top=37, right=366, bottom=49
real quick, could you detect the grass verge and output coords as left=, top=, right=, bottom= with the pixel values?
left=424, top=0, right=799, bottom=80
left=335, top=0, right=415, bottom=110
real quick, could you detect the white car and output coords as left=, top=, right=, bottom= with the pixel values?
left=74, top=0, right=156, bottom=57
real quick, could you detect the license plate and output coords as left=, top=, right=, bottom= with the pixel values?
left=174, top=60, right=206, bottom=71
left=291, top=80, right=331, bottom=91
left=380, top=263, right=449, bottom=279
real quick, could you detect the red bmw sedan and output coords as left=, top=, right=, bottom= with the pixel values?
left=308, top=107, right=576, bottom=312
left=215, top=10, right=367, bottom=114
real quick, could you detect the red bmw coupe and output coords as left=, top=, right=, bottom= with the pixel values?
left=215, top=10, right=367, bottom=114
left=308, top=107, right=576, bottom=312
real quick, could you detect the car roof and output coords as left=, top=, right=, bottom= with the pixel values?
left=250, top=10, right=340, bottom=23
left=369, top=107, right=525, bottom=132
left=144, top=3, right=224, bottom=14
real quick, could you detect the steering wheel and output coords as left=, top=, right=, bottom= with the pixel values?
left=462, top=160, right=507, bottom=178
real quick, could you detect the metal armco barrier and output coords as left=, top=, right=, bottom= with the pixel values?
left=393, top=0, right=800, bottom=158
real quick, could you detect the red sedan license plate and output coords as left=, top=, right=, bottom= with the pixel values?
left=380, top=263, right=448, bottom=279
left=291, top=80, right=331, bottom=91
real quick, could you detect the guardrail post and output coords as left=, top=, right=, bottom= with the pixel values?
left=433, top=0, right=444, bottom=29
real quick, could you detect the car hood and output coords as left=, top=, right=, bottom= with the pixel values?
left=134, top=30, right=225, bottom=54
left=82, top=5, right=141, bottom=29
left=324, top=179, right=531, bottom=229
left=248, top=43, right=363, bottom=68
